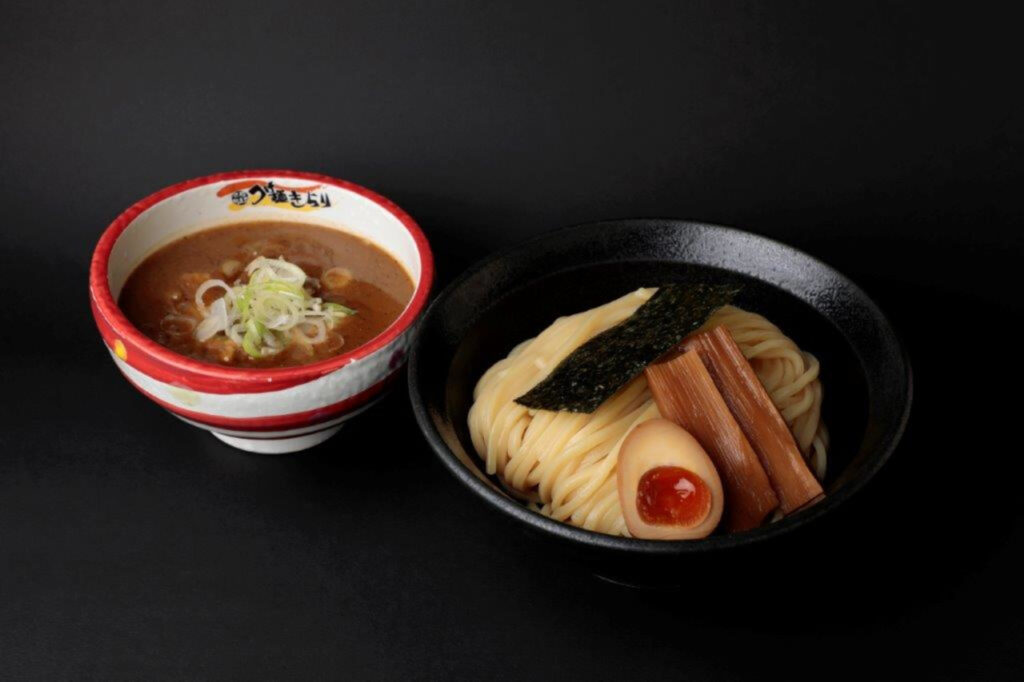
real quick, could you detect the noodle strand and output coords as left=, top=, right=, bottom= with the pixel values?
left=468, top=289, right=828, bottom=537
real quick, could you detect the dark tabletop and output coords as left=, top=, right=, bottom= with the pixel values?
left=2, top=2, right=1021, bottom=680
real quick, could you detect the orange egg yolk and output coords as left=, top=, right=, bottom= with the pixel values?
left=636, top=466, right=712, bottom=527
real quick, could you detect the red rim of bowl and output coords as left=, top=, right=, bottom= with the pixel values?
left=89, top=169, right=434, bottom=389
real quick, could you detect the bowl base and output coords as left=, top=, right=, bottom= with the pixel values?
left=212, top=426, right=343, bottom=454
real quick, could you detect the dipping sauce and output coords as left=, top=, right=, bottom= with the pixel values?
left=119, top=221, right=414, bottom=368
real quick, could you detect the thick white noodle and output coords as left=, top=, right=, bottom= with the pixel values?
left=467, top=289, right=829, bottom=537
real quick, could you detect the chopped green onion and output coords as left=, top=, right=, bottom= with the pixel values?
left=193, top=256, right=357, bottom=358
left=325, top=302, right=358, bottom=316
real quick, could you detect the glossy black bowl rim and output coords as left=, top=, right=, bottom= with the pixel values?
left=408, top=219, right=913, bottom=555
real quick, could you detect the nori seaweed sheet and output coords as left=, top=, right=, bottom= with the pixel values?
left=514, top=282, right=740, bottom=413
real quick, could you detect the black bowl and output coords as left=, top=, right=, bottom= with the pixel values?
left=408, top=219, right=911, bottom=581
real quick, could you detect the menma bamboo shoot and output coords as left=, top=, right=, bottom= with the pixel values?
left=681, top=326, right=824, bottom=514
left=645, top=349, right=779, bottom=532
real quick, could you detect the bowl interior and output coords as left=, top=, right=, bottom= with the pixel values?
left=105, top=173, right=425, bottom=300
left=410, top=219, right=911, bottom=552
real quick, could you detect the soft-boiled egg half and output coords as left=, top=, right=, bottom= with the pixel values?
left=616, top=418, right=724, bottom=540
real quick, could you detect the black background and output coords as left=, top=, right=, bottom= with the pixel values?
left=2, top=2, right=1021, bottom=679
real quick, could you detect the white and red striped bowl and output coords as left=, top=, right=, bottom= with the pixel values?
left=89, top=170, right=433, bottom=454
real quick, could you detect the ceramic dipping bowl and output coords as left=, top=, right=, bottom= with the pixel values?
left=90, top=170, right=433, bottom=454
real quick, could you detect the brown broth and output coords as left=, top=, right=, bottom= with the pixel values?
left=119, top=221, right=414, bottom=368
